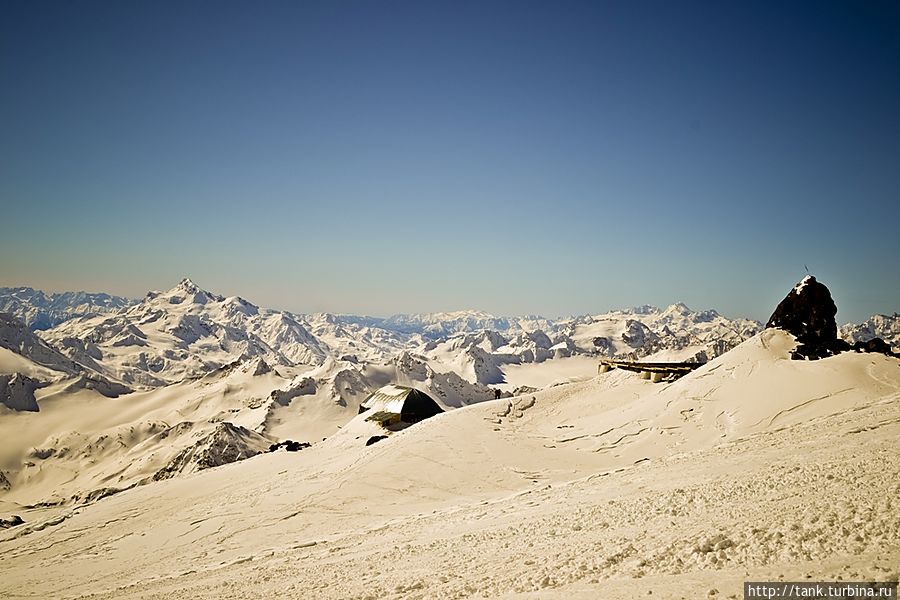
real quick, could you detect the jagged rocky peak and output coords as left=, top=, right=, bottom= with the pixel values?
left=158, top=278, right=223, bottom=305
left=177, top=277, right=201, bottom=293
left=766, top=275, right=847, bottom=360
left=0, top=373, right=40, bottom=412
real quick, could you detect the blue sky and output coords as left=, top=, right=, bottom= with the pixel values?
left=1, top=1, right=898, bottom=322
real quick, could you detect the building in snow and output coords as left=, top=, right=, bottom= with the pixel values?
left=358, top=384, right=443, bottom=426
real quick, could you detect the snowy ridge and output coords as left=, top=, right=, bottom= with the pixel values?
left=841, top=313, right=900, bottom=352
left=0, top=313, right=81, bottom=376
left=0, top=287, right=134, bottom=330
left=22, top=280, right=766, bottom=394
left=380, top=310, right=556, bottom=339
left=41, top=279, right=328, bottom=387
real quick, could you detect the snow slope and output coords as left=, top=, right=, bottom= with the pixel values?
left=2, top=329, right=897, bottom=599
left=0, top=357, right=287, bottom=506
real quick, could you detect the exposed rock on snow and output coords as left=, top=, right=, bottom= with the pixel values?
left=621, top=319, right=659, bottom=349
left=151, top=422, right=274, bottom=481
left=841, top=313, right=900, bottom=353
left=57, top=374, right=131, bottom=398
left=0, top=373, right=40, bottom=411
left=767, top=276, right=897, bottom=360
left=0, top=313, right=80, bottom=375
left=850, top=337, right=897, bottom=356
left=766, top=276, right=848, bottom=359
left=270, top=376, right=317, bottom=406
left=268, top=440, right=310, bottom=452
left=0, top=515, right=23, bottom=529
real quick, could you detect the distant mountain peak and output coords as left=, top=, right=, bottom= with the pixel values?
left=155, top=278, right=224, bottom=305
left=663, top=302, right=692, bottom=315
left=176, top=277, right=202, bottom=294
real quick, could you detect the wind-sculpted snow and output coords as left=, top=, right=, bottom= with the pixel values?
left=1, top=328, right=898, bottom=599
left=0, top=357, right=289, bottom=503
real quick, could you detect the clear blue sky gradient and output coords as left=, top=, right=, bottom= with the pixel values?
left=2, top=1, right=898, bottom=322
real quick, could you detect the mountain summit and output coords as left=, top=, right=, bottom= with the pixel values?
left=766, top=275, right=845, bottom=359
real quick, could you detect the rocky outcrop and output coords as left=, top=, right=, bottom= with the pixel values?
left=151, top=422, right=273, bottom=481
left=0, top=313, right=81, bottom=374
left=0, top=373, right=40, bottom=411
left=270, top=376, right=317, bottom=406
left=269, top=440, right=311, bottom=452
left=766, top=275, right=896, bottom=360
left=0, top=515, right=24, bottom=529
left=841, top=313, right=900, bottom=354
left=621, top=320, right=660, bottom=350
left=57, top=373, right=131, bottom=398
left=766, top=276, right=845, bottom=359
left=850, top=337, right=897, bottom=357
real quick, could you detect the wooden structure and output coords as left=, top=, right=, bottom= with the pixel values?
left=598, top=359, right=704, bottom=382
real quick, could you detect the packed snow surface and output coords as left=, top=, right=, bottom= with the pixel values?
left=1, top=329, right=898, bottom=599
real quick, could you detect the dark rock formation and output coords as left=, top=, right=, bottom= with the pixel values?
left=268, top=440, right=311, bottom=452
left=365, top=435, right=388, bottom=446
left=852, top=337, right=897, bottom=357
left=0, top=515, right=24, bottom=529
left=72, top=486, right=126, bottom=505
left=0, top=373, right=40, bottom=411
left=151, top=422, right=272, bottom=481
left=766, top=276, right=849, bottom=359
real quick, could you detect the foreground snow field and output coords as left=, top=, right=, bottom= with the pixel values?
left=2, top=329, right=898, bottom=599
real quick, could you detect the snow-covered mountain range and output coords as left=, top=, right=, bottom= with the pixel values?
left=0, top=287, right=133, bottom=330
left=840, top=313, right=900, bottom=349
left=4, top=323, right=900, bottom=599
left=0, top=278, right=897, bottom=511
left=1, top=276, right=898, bottom=600
left=13, top=279, right=769, bottom=388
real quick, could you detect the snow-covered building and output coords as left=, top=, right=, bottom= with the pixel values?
left=358, top=384, right=443, bottom=426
